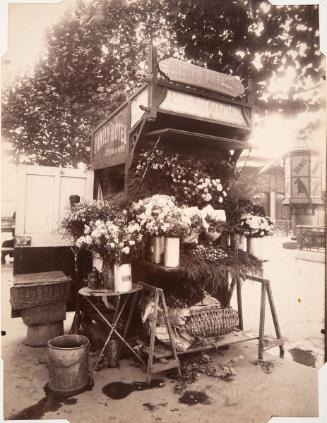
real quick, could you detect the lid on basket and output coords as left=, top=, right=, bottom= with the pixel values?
left=14, top=271, right=71, bottom=286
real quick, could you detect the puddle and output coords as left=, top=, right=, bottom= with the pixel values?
left=8, top=385, right=78, bottom=420
left=102, top=379, right=165, bottom=400
left=8, top=380, right=93, bottom=420
left=179, top=390, right=211, bottom=406
left=288, top=347, right=318, bottom=368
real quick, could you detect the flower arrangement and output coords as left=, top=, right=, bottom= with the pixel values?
left=201, top=205, right=226, bottom=233
left=134, top=148, right=228, bottom=207
left=240, top=214, right=274, bottom=238
left=181, top=207, right=204, bottom=234
left=75, top=215, right=144, bottom=265
left=60, top=200, right=117, bottom=240
left=131, top=194, right=189, bottom=237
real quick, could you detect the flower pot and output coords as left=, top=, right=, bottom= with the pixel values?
left=114, top=263, right=132, bottom=293
left=150, top=236, right=164, bottom=264
left=182, top=230, right=200, bottom=244
left=164, top=237, right=180, bottom=268
left=102, top=258, right=114, bottom=290
left=247, top=237, right=266, bottom=260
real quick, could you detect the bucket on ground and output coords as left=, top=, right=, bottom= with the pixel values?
left=47, top=334, right=90, bottom=396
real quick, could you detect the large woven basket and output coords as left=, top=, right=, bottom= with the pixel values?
left=10, top=271, right=71, bottom=310
left=184, top=305, right=239, bottom=338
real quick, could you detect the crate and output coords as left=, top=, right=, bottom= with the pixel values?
left=10, top=271, right=71, bottom=310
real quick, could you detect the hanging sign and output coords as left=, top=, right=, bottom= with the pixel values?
left=159, top=90, right=249, bottom=128
left=92, top=106, right=128, bottom=168
left=158, top=58, right=245, bottom=97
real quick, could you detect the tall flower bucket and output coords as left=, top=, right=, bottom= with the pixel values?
left=164, top=237, right=180, bottom=268
left=247, top=237, right=265, bottom=260
left=150, top=236, right=164, bottom=264
left=102, top=258, right=114, bottom=291
left=114, top=263, right=132, bottom=293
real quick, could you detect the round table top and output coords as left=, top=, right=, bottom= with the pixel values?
left=79, top=283, right=143, bottom=297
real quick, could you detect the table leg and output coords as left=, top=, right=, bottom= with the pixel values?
left=88, top=296, right=129, bottom=376
left=86, top=297, right=144, bottom=368
left=266, top=282, right=285, bottom=358
left=226, top=274, right=236, bottom=306
left=70, top=294, right=81, bottom=334
left=147, top=291, right=159, bottom=384
left=258, top=281, right=266, bottom=360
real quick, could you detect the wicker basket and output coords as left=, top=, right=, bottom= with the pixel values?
left=10, top=271, right=71, bottom=310
left=184, top=305, right=239, bottom=338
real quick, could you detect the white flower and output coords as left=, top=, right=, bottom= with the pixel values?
left=216, top=184, right=223, bottom=192
left=122, top=246, right=130, bottom=255
left=85, top=235, right=92, bottom=245
left=84, top=225, right=91, bottom=235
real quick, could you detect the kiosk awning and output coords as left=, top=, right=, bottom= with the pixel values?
left=144, top=128, right=256, bottom=150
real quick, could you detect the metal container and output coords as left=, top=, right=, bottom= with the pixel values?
left=47, top=334, right=90, bottom=396
left=164, top=237, right=180, bottom=268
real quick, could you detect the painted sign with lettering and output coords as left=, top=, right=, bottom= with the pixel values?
left=158, top=58, right=245, bottom=97
left=159, top=90, right=249, bottom=128
left=92, top=106, right=128, bottom=168
left=291, top=154, right=309, bottom=177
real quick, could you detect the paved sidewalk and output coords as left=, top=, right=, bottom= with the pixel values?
left=0, top=261, right=321, bottom=423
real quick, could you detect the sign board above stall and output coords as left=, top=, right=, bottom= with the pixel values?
left=92, top=105, right=129, bottom=169
left=158, top=58, right=245, bottom=97
left=159, top=90, right=249, bottom=129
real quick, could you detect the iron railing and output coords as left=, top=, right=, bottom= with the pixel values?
left=296, top=225, right=326, bottom=250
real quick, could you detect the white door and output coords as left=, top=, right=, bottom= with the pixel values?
left=16, top=165, right=94, bottom=247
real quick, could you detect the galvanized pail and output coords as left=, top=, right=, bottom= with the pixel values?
left=47, top=334, right=90, bottom=396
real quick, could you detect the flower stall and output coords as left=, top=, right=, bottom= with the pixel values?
left=62, top=49, right=284, bottom=384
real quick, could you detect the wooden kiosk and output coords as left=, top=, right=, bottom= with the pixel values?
left=89, top=50, right=284, bottom=382
left=90, top=49, right=252, bottom=199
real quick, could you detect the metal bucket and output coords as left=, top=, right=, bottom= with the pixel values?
left=47, top=334, right=90, bottom=396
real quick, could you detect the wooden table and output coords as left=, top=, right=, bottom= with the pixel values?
left=72, top=284, right=145, bottom=377
left=138, top=260, right=284, bottom=383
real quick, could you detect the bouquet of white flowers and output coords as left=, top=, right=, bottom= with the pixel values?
left=131, top=194, right=189, bottom=237
left=75, top=215, right=143, bottom=264
left=240, top=214, right=274, bottom=238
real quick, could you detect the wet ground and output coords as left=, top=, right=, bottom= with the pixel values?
left=1, top=237, right=324, bottom=422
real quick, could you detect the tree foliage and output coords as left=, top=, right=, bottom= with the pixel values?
left=166, top=0, right=323, bottom=112
left=1, top=0, right=323, bottom=167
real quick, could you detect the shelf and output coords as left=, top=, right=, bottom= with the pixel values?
left=143, top=331, right=259, bottom=359
left=138, top=260, right=183, bottom=272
